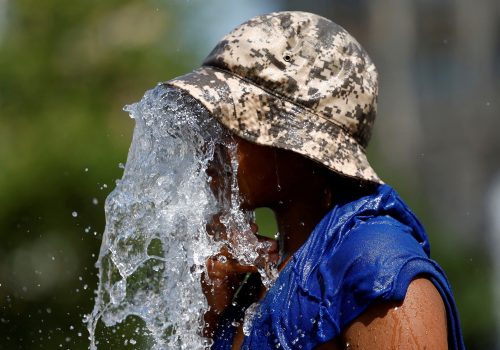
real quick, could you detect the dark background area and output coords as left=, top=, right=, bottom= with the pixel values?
left=0, top=0, right=498, bottom=349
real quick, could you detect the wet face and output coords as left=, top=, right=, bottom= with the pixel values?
left=233, top=137, right=282, bottom=209
left=205, top=141, right=233, bottom=208
left=207, top=134, right=326, bottom=211
left=202, top=137, right=282, bottom=340
left=204, top=135, right=282, bottom=266
left=206, top=135, right=282, bottom=210
left=235, top=136, right=330, bottom=211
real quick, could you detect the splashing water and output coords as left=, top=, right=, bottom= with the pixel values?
left=86, top=85, right=277, bottom=349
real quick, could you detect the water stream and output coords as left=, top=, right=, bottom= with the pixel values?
left=85, top=84, right=276, bottom=349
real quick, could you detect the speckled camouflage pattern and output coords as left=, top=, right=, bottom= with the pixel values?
left=168, top=11, right=381, bottom=183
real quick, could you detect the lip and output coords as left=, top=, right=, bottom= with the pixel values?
left=257, top=237, right=279, bottom=265
left=264, top=238, right=279, bottom=255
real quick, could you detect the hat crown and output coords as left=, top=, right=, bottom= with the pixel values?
left=203, top=11, right=378, bottom=148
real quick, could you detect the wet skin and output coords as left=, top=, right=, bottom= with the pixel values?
left=203, top=136, right=448, bottom=349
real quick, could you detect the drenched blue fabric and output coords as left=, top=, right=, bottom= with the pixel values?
left=212, top=184, right=465, bottom=349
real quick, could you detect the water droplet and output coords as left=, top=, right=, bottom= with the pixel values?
left=110, top=280, right=126, bottom=305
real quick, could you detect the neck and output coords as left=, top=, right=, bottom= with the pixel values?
left=273, top=185, right=334, bottom=263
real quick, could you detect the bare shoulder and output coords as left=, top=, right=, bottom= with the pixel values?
left=342, top=277, right=448, bottom=350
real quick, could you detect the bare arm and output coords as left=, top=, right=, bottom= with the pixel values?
left=341, top=278, right=448, bottom=350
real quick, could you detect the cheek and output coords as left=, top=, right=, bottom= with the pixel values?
left=206, top=165, right=232, bottom=205
left=236, top=168, right=254, bottom=207
left=234, top=139, right=281, bottom=208
left=236, top=159, right=278, bottom=208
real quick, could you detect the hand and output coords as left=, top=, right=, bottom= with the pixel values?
left=201, top=214, right=279, bottom=338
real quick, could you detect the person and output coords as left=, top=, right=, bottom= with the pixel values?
left=166, top=11, right=465, bottom=350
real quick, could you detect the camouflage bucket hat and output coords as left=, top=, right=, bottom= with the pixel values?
left=168, top=11, right=382, bottom=184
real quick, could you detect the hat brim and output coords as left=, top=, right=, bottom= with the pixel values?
left=167, top=66, right=382, bottom=184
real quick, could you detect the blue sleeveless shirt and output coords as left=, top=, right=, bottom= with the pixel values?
left=212, top=185, right=465, bottom=349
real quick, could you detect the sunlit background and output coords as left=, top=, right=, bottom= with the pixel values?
left=1, top=0, right=499, bottom=349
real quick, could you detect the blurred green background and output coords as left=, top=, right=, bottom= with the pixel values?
left=0, top=0, right=498, bottom=349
